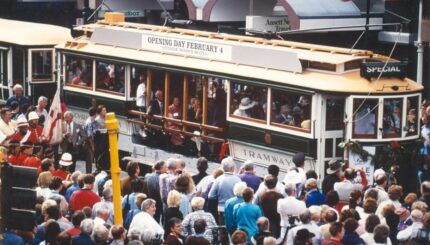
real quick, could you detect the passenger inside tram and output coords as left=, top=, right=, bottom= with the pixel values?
left=167, top=97, right=183, bottom=146
left=233, top=97, right=255, bottom=118
left=354, top=102, right=376, bottom=135
left=383, top=99, right=402, bottom=135
left=274, top=104, right=293, bottom=125
left=406, top=108, right=417, bottom=135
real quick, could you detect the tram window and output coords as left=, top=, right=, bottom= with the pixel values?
left=187, top=74, right=204, bottom=123
left=230, top=82, right=267, bottom=123
left=382, top=98, right=402, bottom=138
left=325, top=138, right=333, bottom=158
left=335, top=138, right=343, bottom=157
left=326, top=98, right=345, bottom=131
left=31, top=50, right=53, bottom=81
left=270, top=89, right=311, bottom=131
left=166, top=72, right=184, bottom=145
left=95, top=61, right=125, bottom=95
left=352, top=99, right=378, bottom=138
left=207, top=77, right=227, bottom=127
left=65, top=56, right=93, bottom=90
left=12, top=48, right=25, bottom=87
left=405, top=96, right=419, bottom=136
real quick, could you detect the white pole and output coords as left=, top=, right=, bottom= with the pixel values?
left=416, top=0, right=424, bottom=84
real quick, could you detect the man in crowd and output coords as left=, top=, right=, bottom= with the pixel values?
left=84, top=107, right=99, bottom=173
left=6, top=84, right=30, bottom=113
left=62, top=111, right=86, bottom=172
left=69, top=174, right=101, bottom=212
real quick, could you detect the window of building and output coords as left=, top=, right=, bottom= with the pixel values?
left=31, top=50, right=53, bottom=82
left=95, top=61, right=125, bottom=95
left=352, top=99, right=378, bottom=138
left=382, top=98, right=402, bottom=138
left=270, top=89, right=311, bottom=132
left=230, top=81, right=267, bottom=124
left=405, top=96, right=419, bottom=137
left=65, top=55, right=93, bottom=90
left=326, top=98, right=345, bottom=131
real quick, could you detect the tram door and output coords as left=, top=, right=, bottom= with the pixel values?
left=319, top=96, right=346, bottom=177
left=0, top=47, right=9, bottom=100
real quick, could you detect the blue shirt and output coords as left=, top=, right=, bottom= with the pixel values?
left=233, top=202, right=262, bottom=240
left=72, top=234, right=96, bottom=245
left=305, top=188, right=325, bottom=207
left=224, top=196, right=244, bottom=233
left=208, top=172, right=241, bottom=208
left=341, top=232, right=365, bottom=245
left=66, top=183, right=80, bottom=202
left=84, top=117, right=99, bottom=139
left=3, top=230, right=25, bottom=245
left=239, top=172, right=261, bottom=192
left=122, top=193, right=138, bottom=210
left=6, top=95, right=31, bottom=113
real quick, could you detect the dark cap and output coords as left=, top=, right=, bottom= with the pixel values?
left=295, top=229, right=315, bottom=240
left=293, top=152, right=305, bottom=166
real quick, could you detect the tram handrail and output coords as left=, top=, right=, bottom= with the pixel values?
left=126, top=118, right=225, bottom=143
left=128, top=109, right=224, bottom=133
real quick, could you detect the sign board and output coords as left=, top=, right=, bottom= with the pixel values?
left=98, top=10, right=145, bottom=18
left=245, top=16, right=290, bottom=34
left=348, top=146, right=375, bottom=185
left=142, top=33, right=233, bottom=61
left=360, top=61, right=407, bottom=80
left=229, top=140, right=316, bottom=172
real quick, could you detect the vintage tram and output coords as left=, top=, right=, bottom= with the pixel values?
left=0, top=18, right=71, bottom=103
left=53, top=13, right=422, bottom=180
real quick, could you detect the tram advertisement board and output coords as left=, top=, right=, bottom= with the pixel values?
left=348, top=146, right=375, bottom=185
left=360, top=61, right=407, bottom=80
left=229, top=140, right=316, bottom=172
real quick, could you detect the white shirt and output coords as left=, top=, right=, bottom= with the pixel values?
left=93, top=216, right=106, bottom=228
left=277, top=196, right=307, bottom=227
left=361, top=232, right=392, bottom=245
left=196, top=175, right=215, bottom=197
left=253, top=181, right=286, bottom=205
left=129, top=211, right=164, bottom=236
left=136, top=82, right=146, bottom=107
left=334, top=180, right=363, bottom=201
left=375, top=199, right=402, bottom=216
left=365, top=186, right=389, bottom=205
left=397, top=221, right=423, bottom=241
left=286, top=223, right=323, bottom=245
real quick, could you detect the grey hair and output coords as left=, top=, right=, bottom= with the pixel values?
left=102, top=188, right=113, bottom=200
left=263, top=237, right=277, bottom=245
left=141, top=198, right=156, bottom=211
left=93, top=224, right=109, bottom=244
left=80, top=218, right=94, bottom=235
left=284, top=183, right=296, bottom=196
left=221, top=157, right=235, bottom=172
left=141, top=228, right=156, bottom=243
left=38, top=96, right=48, bottom=104
left=233, top=182, right=247, bottom=197
left=96, top=205, right=110, bottom=216
left=41, top=199, right=58, bottom=215
left=127, top=228, right=142, bottom=241
left=243, top=161, right=254, bottom=171
left=64, top=111, right=74, bottom=118
left=191, top=197, right=205, bottom=210
left=71, top=171, right=82, bottom=183
left=299, top=209, right=312, bottom=224
left=166, top=158, right=177, bottom=170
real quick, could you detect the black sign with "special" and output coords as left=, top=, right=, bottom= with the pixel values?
left=360, top=61, right=407, bottom=80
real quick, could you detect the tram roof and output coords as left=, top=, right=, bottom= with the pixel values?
left=60, top=20, right=423, bottom=94
left=0, top=18, right=72, bottom=46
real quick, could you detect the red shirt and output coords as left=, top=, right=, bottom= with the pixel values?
left=65, top=227, right=81, bottom=237
left=10, top=132, right=25, bottom=143
left=28, top=125, right=43, bottom=143
left=322, top=238, right=344, bottom=245
left=52, top=169, right=69, bottom=180
left=23, top=156, right=41, bottom=168
left=8, top=153, right=27, bottom=166
left=69, top=189, right=101, bottom=212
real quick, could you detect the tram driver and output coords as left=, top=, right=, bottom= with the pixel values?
left=354, top=105, right=376, bottom=135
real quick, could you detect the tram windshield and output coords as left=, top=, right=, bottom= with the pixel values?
left=31, top=50, right=53, bottom=82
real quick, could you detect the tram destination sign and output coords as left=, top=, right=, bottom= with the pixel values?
left=229, top=140, right=315, bottom=172
left=360, top=61, right=407, bottom=80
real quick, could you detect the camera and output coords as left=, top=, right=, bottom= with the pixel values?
left=151, top=234, right=163, bottom=245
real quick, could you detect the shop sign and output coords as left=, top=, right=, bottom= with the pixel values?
left=246, top=16, right=290, bottom=33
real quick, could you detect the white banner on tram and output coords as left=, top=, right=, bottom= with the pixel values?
left=348, top=146, right=375, bottom=185
left=142, top=33, right=232, bottom=61
left=230, top=140, right=316, bottom=172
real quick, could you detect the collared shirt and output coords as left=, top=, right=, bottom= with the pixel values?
left=159, top=172, right=177, bottom=202
left=182, top=210, right=217, bottom=242
left=208, top=172, right=241, bottom=209
left=0, top=118, right=16, bottom=136
left=239, top=172, right=261, bottom=192
left=84, top=117, right=99, bottom=139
